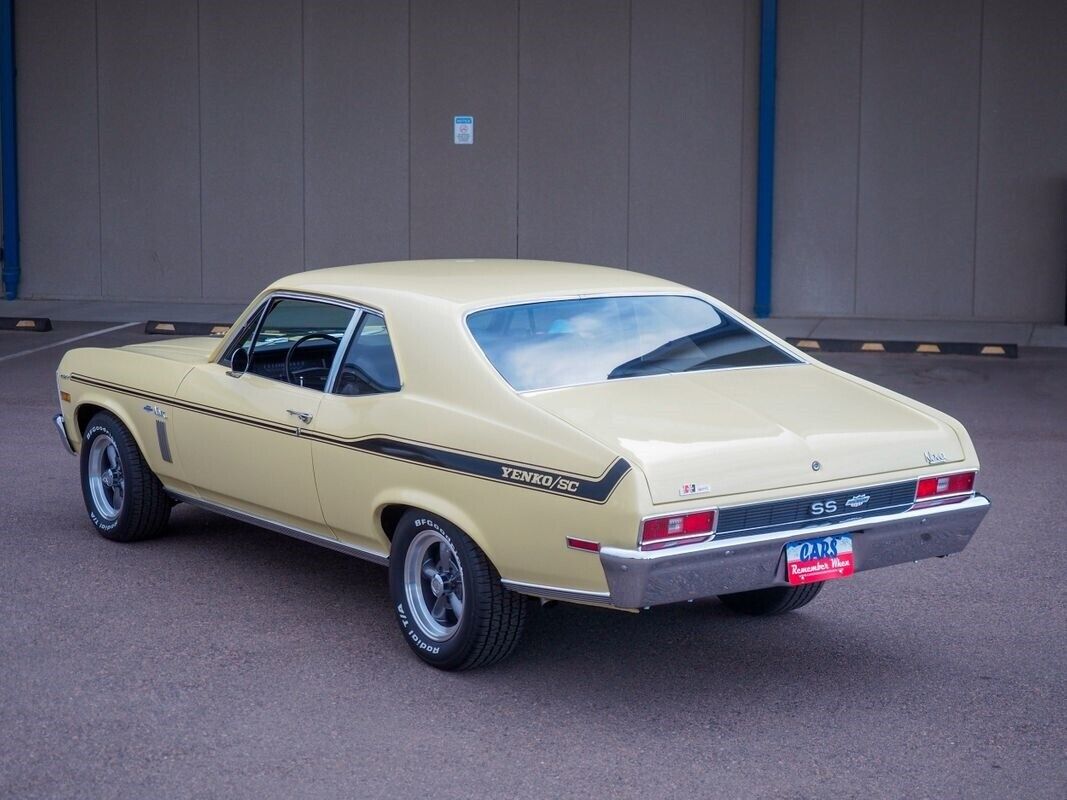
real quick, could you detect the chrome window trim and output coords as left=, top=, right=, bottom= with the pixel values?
left=460, top=291, right=803, bottom=394
left=324, top=309, right=364, bottom=394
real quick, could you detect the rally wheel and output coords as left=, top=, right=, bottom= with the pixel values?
left=80, top=411, right=170, bottom=542
left=389, top=510, right=527, bottom=670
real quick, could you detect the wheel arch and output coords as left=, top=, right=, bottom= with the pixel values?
left=374, top=492, right=500, bottom=567
left=72, top=399, right=151, bottom=460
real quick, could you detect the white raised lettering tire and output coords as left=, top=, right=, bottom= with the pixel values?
left=80, top=411, right=171, bottom=542
left=389, top=510, right=528, bottom=670
left=717, top=582, right=825, bottom=616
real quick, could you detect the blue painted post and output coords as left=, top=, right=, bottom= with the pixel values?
left=0, top=0, right=18, bottom=300
left=753, top=0, right=777, bottom=318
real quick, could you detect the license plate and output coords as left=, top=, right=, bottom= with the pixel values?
left=785, top=534, right=855, bottom=586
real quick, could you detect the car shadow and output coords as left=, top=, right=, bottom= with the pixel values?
left=159, top=504, right=923, bottom=714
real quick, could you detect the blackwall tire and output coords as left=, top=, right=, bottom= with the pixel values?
left=717, top=581, right=825, bottom=616
left=79, top=411, right=171, bottom=542
left=389, top=510, right=527, bottom=670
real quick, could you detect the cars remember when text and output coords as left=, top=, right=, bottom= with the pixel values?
left=54, top=260, right=990, bottom=669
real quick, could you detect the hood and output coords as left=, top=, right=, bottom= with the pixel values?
left=525, top=364, right=964, bottom=504
left=121, top=336, right=220, bottom=364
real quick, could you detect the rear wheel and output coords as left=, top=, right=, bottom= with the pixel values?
left=717, top=582, right=825, bottom=616
left=389, top=510, right=527, bottom=670
left=80, top=411, right=170, bottom=542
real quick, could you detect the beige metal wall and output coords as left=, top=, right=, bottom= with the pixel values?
left=13, top=0, right=758, bottom=308
left=12, top=0, right=1067, bottom=322
left=775, top=0, right=1067, bottom=322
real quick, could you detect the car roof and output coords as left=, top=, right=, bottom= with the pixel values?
left=265, top=259, right=690, bottom=307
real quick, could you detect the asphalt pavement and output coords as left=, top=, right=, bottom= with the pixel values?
left=1, top=323, right=1064, bottom=799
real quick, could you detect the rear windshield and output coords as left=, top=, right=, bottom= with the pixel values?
left=467, top=295, right=798, bottom=392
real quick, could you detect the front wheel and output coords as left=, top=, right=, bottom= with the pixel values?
left=80, top=411, right=171, bottom=542
left=388, top=511, right=527, bottom=670
left=717, top=582, right=825, bottom=616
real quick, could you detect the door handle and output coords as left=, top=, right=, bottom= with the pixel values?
left=286, top=409, right=313, bottom=424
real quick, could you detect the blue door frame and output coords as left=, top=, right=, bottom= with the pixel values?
left=0, top=0, right=19, bottom=300
left=754, top=0, right=777, bottom=318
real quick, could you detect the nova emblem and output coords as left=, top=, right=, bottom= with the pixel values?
left=924, top=450, right=948, bottom=465
left=845, top=493, right=871, bottom=509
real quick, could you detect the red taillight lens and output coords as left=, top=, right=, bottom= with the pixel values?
left=915, top=471, right=976, bottom=500
left=913, top=471, right=976, bottom=508
left=565, top=536, right=600, bottom=553
left=640, top=510, right=716, bottom=550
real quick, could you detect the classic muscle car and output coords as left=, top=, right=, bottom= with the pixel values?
left=54, top=260, right=991, bottom=669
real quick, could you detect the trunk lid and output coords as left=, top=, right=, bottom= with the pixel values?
left=525, top=364, right=964, bottom=504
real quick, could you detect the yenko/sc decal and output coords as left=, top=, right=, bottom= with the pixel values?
left=501, top=466, right=580, bottom=494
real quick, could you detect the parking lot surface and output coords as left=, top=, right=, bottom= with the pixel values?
left=1, top=324, right=1065, bottom=799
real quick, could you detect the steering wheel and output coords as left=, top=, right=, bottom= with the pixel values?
left=284, top=333, right=340, bottom=386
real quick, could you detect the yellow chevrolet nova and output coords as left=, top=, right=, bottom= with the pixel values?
left=54, top=260, right=990, bottom=669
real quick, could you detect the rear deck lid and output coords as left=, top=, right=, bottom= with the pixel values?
left=525, top=364, right=964, bottom=504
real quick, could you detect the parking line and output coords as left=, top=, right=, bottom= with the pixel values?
left=0, top=321, right=140, bottom=363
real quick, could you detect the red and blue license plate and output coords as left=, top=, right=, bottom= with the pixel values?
left=785, top=534, right=855, bottom=586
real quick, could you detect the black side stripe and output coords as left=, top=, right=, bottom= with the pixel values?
left=329, top=437, right=631, bottom=504
left=70, top=374, right=632, bottom=504
left=71, top=374, right=296, bottom=434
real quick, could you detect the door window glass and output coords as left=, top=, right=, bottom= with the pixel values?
left=334, top=312, right=401, bottom=396
left=232, top=297, right=354, bottom=390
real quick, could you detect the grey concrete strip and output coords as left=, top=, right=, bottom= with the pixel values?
left=0, top=298, right=247, bottom=324
left=1029, top=324, right=1067, bottom=348
left=809, top=317, right=1036, bottom=345
left=0, top=322, right=140, bottom=363
left=758, top=317, right=819, bottom=338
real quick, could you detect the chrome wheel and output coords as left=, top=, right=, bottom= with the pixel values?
left=403, top=529, right=466, bottom=642
left=87, top=433, right=124, bottom=522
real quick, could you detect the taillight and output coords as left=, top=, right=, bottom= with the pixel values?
left=640, top=509, right=716, bottom=550
left=913, top=471, right=976, bottom=508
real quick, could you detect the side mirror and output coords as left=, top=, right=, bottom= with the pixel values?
left=228, top=346, right=250, bottom=377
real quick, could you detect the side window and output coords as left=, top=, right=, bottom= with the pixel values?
left=229, top=297, right=354, bottom=391
left=334, top=312, right=401, bottom=396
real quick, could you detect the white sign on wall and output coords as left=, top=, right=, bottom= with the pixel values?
left=454, top=115, right=474, bottom=145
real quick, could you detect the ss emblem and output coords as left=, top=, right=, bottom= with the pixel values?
left=810, top=500, right=838, bottom=516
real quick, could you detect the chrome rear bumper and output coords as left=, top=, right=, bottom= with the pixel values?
left=599, top=494, right=990, bottom=608
left=53, top=414, right=76, bottom=456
